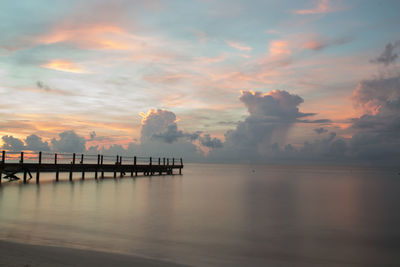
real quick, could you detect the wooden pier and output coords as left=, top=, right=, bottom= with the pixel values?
left=0, top=151, right=183, bottom=185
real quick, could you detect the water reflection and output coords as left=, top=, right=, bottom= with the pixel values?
left=0, top=165, right=399, bottom=266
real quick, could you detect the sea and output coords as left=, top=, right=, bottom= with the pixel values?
left=0, top=163, right=399, bottom=266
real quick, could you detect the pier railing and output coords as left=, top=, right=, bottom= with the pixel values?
left=0, top=151, right=183, bottom=185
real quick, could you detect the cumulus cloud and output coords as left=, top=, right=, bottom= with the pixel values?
left=239, top=90, right=314, bottom=120
left=1, top=135, right=25, bottom=151
left=371, top=41, right=400, bottom=66
left=140, top=109, right=177, bottom=143
left=51, top=130, right=86, bottom=152
left=140, top=108, right=200, bottom=144
left=25, top=134, right=50, bottom=151
left=209, top=90, right=329, bottom=162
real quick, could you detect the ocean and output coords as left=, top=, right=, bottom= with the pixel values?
left=0, top=163, right=399, bottom=266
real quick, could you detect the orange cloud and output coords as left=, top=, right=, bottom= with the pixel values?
left=39, top=25, right=124, bottom=44
left=294, top=0, right=336, bottom=15
left=226, top=40, right=252, bottom=52
left=269, top=40, right=291, bottom=56
left=41, top=60, right=89, bottom=73
left=37, top=24, right=148, bottom=51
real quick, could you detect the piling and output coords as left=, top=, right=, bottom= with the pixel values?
left=70, top=153, right=75, bottom=181
left=101, top=155, right=104, bottom=178
left=36, top=151, right=41, bottom=184
left=114, top=155, right=118, bottom=178
left=55, top=153, right=59, bottom=181
left=95, top=154, right=100, bottom=180
left=134, top=156, right=137, bottom=176
left=21, top=152, right=27, bottom=184
left=0, top=151, right=5, bottom=185
left=81, top=154, right=85, bottom=180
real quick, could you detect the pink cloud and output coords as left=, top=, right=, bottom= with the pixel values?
left=293, top=0, right=340, bottom=15
left=226, top=40, right=252, bottom=52
left=269, top=40, right=291, bottom=56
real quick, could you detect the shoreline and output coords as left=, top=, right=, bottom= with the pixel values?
left=0, top=239, right=186, bottom=267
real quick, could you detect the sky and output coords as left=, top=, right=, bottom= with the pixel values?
left=1, top=0, right=400, bottom=164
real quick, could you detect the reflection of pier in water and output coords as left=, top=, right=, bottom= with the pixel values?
left=0, top=151, right=183, bottom=185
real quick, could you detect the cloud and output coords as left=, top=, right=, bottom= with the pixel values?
left=139, top=109, right=177, bottom=143
left=1, top=135, right=25, bottom=151
left=303, top=36, right=351, bottom=51
left=347, top=43, right=400, bottom=162
left=199, top=134, right=223, bottom=148
left=352, top=75, right=400, bottom=116
left=140, top=109, right=200, bottom=143
left=41, top=60, right=89, bottom=73
left=89, top=131, right=96, bottom=140
left=51, top=130, right=86, bottom=152
left=293, top=0, right=339, bottom=15
left=269, top=40, right=291, bottom=56
left=25, top=134, right=50, bottom=151
left=371, top=41, right=400, bottom=66
left=314, top=127, right=328, bottom=134
left=36, top=81, right=73, bottom=95
left=208, top=90, right=326, bottom=162
left=226, top=41, right=252, bottom=52
left=152, top=124, right=199, bottom=143
left=239, top=90, right=315, bottom=120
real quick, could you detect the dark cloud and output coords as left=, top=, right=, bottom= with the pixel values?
left=314, top=127, right=328, bottom=134
left=199, top=134, right=223, bottom=148
left=371, top=41, right=400, bottom=66
left=51, top=130, right=86, bottom=152
left=152, top=124, right=200, bottom=144
left=1, top=135, right=25, bottom=151
left=36, top=81, right=72, bottom=95
left=25, top=134, right=50, bottom=151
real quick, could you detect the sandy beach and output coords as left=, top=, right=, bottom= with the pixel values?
left=0, top=240, right=185, bottom=267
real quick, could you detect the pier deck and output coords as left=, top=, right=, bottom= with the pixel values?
left=0, top=151, right=183, bottom=185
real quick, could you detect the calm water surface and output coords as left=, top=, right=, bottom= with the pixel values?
left=0, top=164, right=399, bottom=266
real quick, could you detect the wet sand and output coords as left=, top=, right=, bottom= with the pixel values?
left=0, top=240, right=186, bottom=267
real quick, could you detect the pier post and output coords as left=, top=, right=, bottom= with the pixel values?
left=167, top=158, right=169, bottom=166
left=21, top=152, right=27, bottom=184
left=0, top=151, right=5, bottom=185
left=149, top=157, right=152, bottom=176
left=101, top=155, right=104, bottom=178
left=36, top=151, right=41, bottom=184
left=179, top=158, right=183, bottom=175
left=159, top=158, right=161, bottom=175
left=95, top=154, right=100, bottom=180
left=120, top=156, right=123, bottom=177
left=81, top=154, right=85, bottom=180
left=70, top=153, right=75, bottom=181
left=134, top=156, right=137, bottom=176
left=173, top=158, right=175, bottom=166
left=163, top=157, right=165, bottom=166
left=114, top=155, right=118, bottom=178
left=130, top=157, right=134, bottom=176
left=55, top=153, right=59, bottom=181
